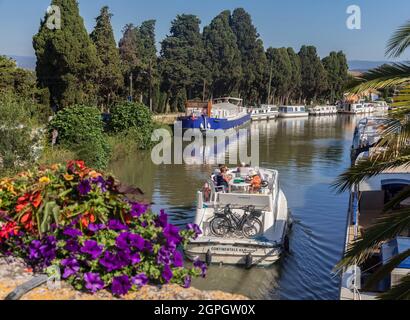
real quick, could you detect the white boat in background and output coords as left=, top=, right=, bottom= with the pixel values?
left=339, top=101, right=375, bottom=114
left=350, top=117, right=392, bottom=162
left=185, top=167, right=291, bottom=267
left=340, top=150, right=410, bottom=300
left=373, top=100, right=390, bottom=112
left=278, top=106, right=309, bottom=118
left=309, top=105, right=338, bottom=116
left=249, top=107, right=268, bottom=121
left=249, top=105, right=278, bottom=121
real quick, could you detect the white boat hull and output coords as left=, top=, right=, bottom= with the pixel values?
left=278, top=112, right=309, bottom=118
left=185, top=239, right=283, bottom=266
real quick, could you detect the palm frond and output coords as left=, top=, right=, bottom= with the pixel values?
left=333, top=153, right=410, bottom=193
left=348, top=63, right=410, bottom=95
left=386, top=20, right=410, bottom=58
left=378, top=274, right=410, bottom=300
left=364, top=249, right=410, bottom=290
left=336, top=208, right=410, bottom=269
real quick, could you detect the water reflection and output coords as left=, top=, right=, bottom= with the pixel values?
left=109, top=115, right=358, bottom=300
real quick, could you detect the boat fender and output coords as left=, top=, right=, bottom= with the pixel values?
left=205, top=249, right=212, bottom=266
left=200, top=123, right=204, bottom=130
left=207, top=122, right=211, bottom=129
left=245, top=253, right=253, bottom=269
left=284, top=235, right=290, bottom=252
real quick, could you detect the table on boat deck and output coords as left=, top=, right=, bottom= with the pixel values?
left=228, top=180, right=252, bottom=193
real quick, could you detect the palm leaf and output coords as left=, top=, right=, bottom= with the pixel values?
left=386, top=20, right=410, bottom=58
left=364, top=248, right=410, bottom=290
left=336, top=208, right=410, bottom=269
left=349, top=63, right=410, bottom=95
left=378, top=274, right=410, bottom=300
left=333, top=153, right=410, bottom=193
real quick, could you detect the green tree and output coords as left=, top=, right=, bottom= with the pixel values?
left=203, top=10, right=242, bottom=97
left=90, top=6, right=123, bottom=108
left=230, top=8, right=268, bottom=104
left=286, top=47, right=302, bottom=104
left=322, top=51, right=348, bottom=103
left=33, top=0, right=101, bottom=109
left=298, top=45, right=328, bottom=103
left=266, top=47, right=292, bottom=105
left=159, top=14, right=208, bottom=112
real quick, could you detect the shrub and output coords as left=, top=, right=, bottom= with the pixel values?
left=0, top=94, right=40, bottom=176
left=49, top=106, right=111, bottom=169
left=109, top=102, right=154, bottom=150
left=0, top=162, right=205, bottom=296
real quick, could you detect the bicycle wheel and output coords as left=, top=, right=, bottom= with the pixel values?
left=210, top=217, right=231, bottom=237
left=242, top=217, right=263, bottom=238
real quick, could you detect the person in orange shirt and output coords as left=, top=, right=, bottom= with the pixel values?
left=247, top=170, right=262, bottom=193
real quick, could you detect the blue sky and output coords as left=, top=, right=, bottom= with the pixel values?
left=0, top=0, right=409, bottom=60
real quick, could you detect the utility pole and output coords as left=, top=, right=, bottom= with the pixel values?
left=149, top=58, right=153, bottom=112
left=267, top=59, right=273, bottom=104
left=202, top=79, right=206, bottom=102
left=129, top=73, right=133, bottom=102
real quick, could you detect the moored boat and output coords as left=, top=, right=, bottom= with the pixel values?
left=278, top=106, right=309, bottom=118
left=177, top=97, right=251, bottom=132
left=185, top=166, right=291, bottom=267
left=350, top=117, right=392, bottom=163
left=249, top=105, right=278, bottom=121
left=340, top=150, right=410, bottom=300
left=309, top=105, right=338, bottom=116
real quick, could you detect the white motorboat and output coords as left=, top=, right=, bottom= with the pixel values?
left=278, top=106, right=309, bottom=118
left=249, top=105, right=279, bottom=121
left=309, top=105, right=338, bottom=116
left=373, top=100, right=390, bottom=113
left=339, top=100, right=375, bottom=114
left=340, top=150, right=410, bottom=300
left=260, top=104, right=279, bottom=119
left=185, top=167, right=291, bottom=267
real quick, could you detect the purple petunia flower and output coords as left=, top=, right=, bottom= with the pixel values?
left=84, top=272, right=105, bottom=293
left=65, top=239, right=81, bottom=253
left=99, top=251, right=125, bottom=272
left=129, top=252, right=141, bottom=265
left=130, top=202, right=149, bottom=218
left=132, top=273, right=149, bottom=288
left=163, top=224, right=182, bottom=248
left=91, top=176, right=107, bottom=193
left=187, top=223, right=202, bottom=239
left=28, top=240, right=42, bottom=260
left=63, top=228, right=83, bottom=238
left=78, top=179, right=92, bottom=196
left=194, top=259, right=207, bottom=278
left=183, top=275, right=191, bottom=288
left=107, top=219, right=128, bottom=231
left=87, top=223, right=106, bottom=233
left=61, top=257, right=80, bottom=279
left=80, top=240, right=103, bottom=259
left=173, top=250, right=184, bottom=268
left=155, top=210, right=168, bottom=228
left=162, top=265, right=173, bottom=283
left=111, top=275, right=132, bottom=296
left=157, top=246, right=171, bottom=265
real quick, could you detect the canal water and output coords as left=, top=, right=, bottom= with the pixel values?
left=110, top=115, right=359, bottom=300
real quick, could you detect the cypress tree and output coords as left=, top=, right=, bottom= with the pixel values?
left=90, top=6, right=123, bottom=108
left=203, top=10, right=242, bottom=97
left=287, top=47, right=302, bottom=104
left=298, top=45, right=328, bottom=103
left=266, top=47, right=292, bottom=105
left=230, top=8, right=267, bottom=104
left=33, top=0, right=101, bottom=109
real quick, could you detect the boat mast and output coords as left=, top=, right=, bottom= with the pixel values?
left=267, top=59, right=273, bottom=105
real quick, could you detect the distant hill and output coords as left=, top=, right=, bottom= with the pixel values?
left=348, top=60, right=391, bottom=72
left=7, top=55, right=36, bottom=70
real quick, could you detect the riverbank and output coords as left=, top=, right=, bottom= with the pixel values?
left=153, top=113, right=184, bottom=125
left=0, top=257, right=248, bottom=300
